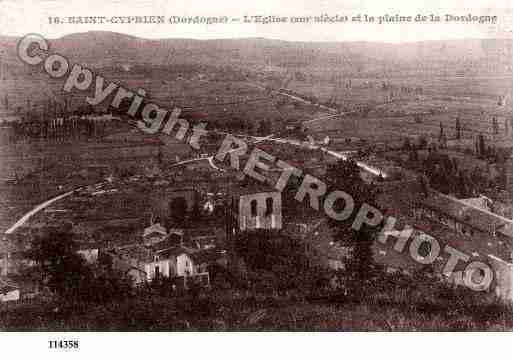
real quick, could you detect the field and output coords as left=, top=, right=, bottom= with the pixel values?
left=2, top=67, right=512, bottom=233
left=0, top=281, right=510, bottom=331
left=292, top=74, right=513, bottom=143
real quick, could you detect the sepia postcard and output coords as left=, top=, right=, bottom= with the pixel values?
left=1, top=0, right=513, bottom=356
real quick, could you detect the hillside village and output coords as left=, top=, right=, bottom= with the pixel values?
left=3, top=32, right=513, bottom=330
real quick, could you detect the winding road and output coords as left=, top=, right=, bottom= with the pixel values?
left=3, top=88, right=386, bottom=237
left=3, top=130, right=386, bottom=236
left=4, top=189, right=78, bottom=235
left=229, top=132, right=386, bottom=177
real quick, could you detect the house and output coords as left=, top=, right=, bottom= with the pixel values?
left=183, top=227, right=225, bottom=249
left=144, top=247, right=219, bottom=288
left=413, top=190, right=513, bottom=243
left=410, top=189, right=513, bottom=300
left=109, top=245, right=151, bottom=285
left=142, top=222, right=168, bottom=246
left=0, top=278, right=20, bottom=302
left=112, top=237, right=223, bottom=289
left=145, top=248, right=191, bottom=280
left=77, top=242, right=99, bottom=264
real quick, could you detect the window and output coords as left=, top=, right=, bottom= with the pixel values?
left=250, top=199, right=258, bottom=216
left=265, top=197, right=273, bottom=216
left=155, top=266, right=160, bottom=279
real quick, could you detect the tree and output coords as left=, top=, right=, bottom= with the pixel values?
left=419, top=173, right=430, bottom=197
left=408, top=148, right=419, bottom=163
left=257, top=119, right=272, bottom=135
left=457, top=170, right=470, bottom=197
left=418, top=136, right=428, bottom=149
left=191, top=197, right=202, bottom=220
left=27, top=228, right=92, bottom=301
left=282, top=172, right=305, bottom=216
left=325, top=159, right=383, bottom=299
left=245, top=120, right=254, bottom=135
left=402, top=138, right=412, bottom=151
left=493, top=116, right=499, bottom=135
left=235, top=230, right=326, bottom=294
left=28, top=228, right=133, bottom=304
left=157, top=147, right=163, bottom=166
left=478, top=134, right=486, bottom=158
left=169, top=197, right=188, bottom=224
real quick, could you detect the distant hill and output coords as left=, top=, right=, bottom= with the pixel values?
left=1, top=31, right=513, bottom=75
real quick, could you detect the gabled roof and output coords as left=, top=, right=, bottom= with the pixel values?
left=151, top=237, right=182, bottom=252
left=168, top=228, right=184, bottom=236
left=0, top=278, right=19, bottom=293
left=143, top=223, right=167, bottom=238
left=158, top=246, right=190, bottom=259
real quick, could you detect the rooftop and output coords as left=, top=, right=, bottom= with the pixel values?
left=417, top=190, right=513, bottom=238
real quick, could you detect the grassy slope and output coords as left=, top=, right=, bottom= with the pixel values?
left=1, top=286, right=512, bottom=331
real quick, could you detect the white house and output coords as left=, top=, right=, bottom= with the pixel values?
left=144, top=248, right=215, bottom=288
left=0, top=279, right=20, bottom=302
left=145, top=250, right=206, bottom=279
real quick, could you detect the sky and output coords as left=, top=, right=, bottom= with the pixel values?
left=1, top=0, right=513, bottom=43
